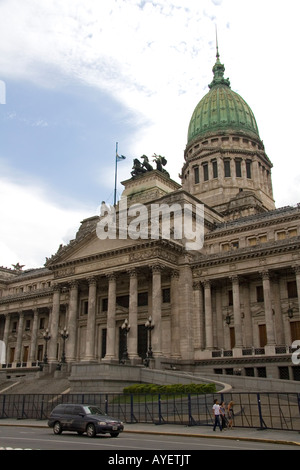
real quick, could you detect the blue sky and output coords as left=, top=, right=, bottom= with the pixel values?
left=0, top=0, right=299, bottom=268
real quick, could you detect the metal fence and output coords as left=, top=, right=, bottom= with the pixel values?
left=0, top=392, right=299, bottom=432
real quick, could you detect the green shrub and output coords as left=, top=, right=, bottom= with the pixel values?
left=123, top=383, right=216, bottom=395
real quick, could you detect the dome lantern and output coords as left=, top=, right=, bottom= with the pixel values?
left=187, top=49, right=260, bottom=144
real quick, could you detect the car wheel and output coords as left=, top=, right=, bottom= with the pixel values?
left=86, top=423, right=96, bottom=438
left=110, top=432, right=119, bottom=438
left=53, top=421, right=62, bottom=435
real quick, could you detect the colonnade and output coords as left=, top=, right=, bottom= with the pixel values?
left=1, top=265, right=300, bottom=366
left=194, top=267, right=300, bottom=353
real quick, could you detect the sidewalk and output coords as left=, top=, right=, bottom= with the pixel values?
left=0, top=419, right=299, bottom=447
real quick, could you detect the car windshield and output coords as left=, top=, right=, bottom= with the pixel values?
left=83, top=406, right=105, bottom=415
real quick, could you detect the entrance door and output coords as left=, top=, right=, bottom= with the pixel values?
left=290, top=321, right=300, bottom=342
left=259, top=324, right=267, bottom=347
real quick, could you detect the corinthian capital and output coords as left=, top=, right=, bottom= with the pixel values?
left=261, top=270, right=270, bottom=280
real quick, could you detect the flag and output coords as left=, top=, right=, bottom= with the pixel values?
left=116, top=154, right=126, bottom=162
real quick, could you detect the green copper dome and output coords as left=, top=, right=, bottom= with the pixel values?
left=188, top=51, right=260, bottom=143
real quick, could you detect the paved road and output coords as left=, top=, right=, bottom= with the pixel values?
left=0, top=424, right=299, bottom=451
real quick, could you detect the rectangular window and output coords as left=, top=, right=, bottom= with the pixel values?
left=116, top=295, right=129, bottom=308
left=246, top=160, right=252, bottom=179
left=235, top=159, right=242, bottom=177
left=258, top=235, right=267, bottom=244
left=194, top=166, right=199, bottom=184
left=212, top=160, right=218, bottom=178
left=248, top=237, right=257, bottom=246
left=228, top=290, right=233, bottom=306
left=288, top=229, right=297, bottom=238
left=203, top=163, right=209, bottom=181
left=83, top=300, right=89, bottom=315
left=102, top=298, right=108, bottom=312
left=39, top=318, right=45, bottom=330
left=256, top=285, right=264, bottom=303
left=138, top=292, right=148, bottom=306
left=224, top=160, right=231, bottom=177
left=162, top=288, right=171, bottom=303
left=287, top=281, right=297, bottom=298
left=221, top=243, right=230, bottom=252
left=277, top=231, right=286, bottom=240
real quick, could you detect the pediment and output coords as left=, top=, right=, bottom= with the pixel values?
left=46, top=231, right=139, bottom=267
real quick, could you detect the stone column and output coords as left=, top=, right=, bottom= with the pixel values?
left=15, top=312, right=24, bottom=363
left=171, top=270, right=180, bottom=357
left=178, top=264, right=194, bottom=360
left=242, top=282, right=253, bottom=347
left=151, top=265, right=162, bottom=357
left=272, top=276, right=285, bottom=345
left=29, top=309, right=39, bottom=363
left=48, top=284, right=61, bottom=362
left=85, top=277, right=97, bottom=361
left=215, top=286, right=223, bottom=349
left=65, top=281, right=79, bottom=362
left=231, top=276, right=243, bottom=348
left=104, top=274, right=117, bottom=361
left=128, top=269, right=139, bottom=360
left=295, top=266, right=300, bottom=313
left=261, top=271, right=276, bottom=346
left=3, top=314, right=11, bottom=362
left=204, top=280, right=213, bottom=350
left=193, top=281, right=201, bottom=350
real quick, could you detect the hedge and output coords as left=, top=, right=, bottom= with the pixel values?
left=123, top=383, right=216, bottom=395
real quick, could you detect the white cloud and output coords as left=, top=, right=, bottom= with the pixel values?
left=0, top=175, right=94, bottom=268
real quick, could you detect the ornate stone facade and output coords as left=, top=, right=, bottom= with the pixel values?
left=0, top=51, right=300, bottom=381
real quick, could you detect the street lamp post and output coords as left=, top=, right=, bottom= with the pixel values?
left=145, top=315, right=154, bottom=358
left=60, top=326, right=69, bottom=363
left=43, top=328, right=51, bottom=364
left=121, top=318, right=130, bottom=363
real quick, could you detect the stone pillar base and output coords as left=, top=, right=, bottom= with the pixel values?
left=264, top=345, right=276, bottom=356
left=232, top=347, right=243, bottom=357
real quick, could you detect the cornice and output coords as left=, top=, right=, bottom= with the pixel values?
left=0, top=287, right=54, bottom=306
left=192, top=237, right=300, bottom=269
left=207, top=208, right=300, bottom=239
left=48, top=239, right=185, bottom=272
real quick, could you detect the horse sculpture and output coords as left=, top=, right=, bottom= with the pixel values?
left=131, top=154, right=169, bottom=178
left=152, top=154, right=169, bottom=177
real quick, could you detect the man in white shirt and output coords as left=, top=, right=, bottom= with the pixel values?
left=212, top=399, right=222, bottom=431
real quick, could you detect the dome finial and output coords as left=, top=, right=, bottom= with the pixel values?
left=215, top=25, right=220, bottom=62
left=208, top=29, right=231, bottom=89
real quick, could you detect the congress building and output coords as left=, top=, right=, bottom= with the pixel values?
left=1, top=49, right=300, bottom=382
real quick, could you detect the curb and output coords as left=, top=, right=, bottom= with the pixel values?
left=123, top=429, right=300, bottom=448
left=1, top=421, right=299, bottom=448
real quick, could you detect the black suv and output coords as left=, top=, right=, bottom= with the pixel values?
left=48, top=404, right=124, bottom=438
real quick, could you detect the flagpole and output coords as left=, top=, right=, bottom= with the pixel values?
left=114, top=141, right=118, bottom=206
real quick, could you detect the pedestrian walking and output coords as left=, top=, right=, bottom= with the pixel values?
left=220, top=401, right=227, bottom=430
left=212, top=399, right=222, bottom=432
left=227, top=401, right=234, bottom=429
